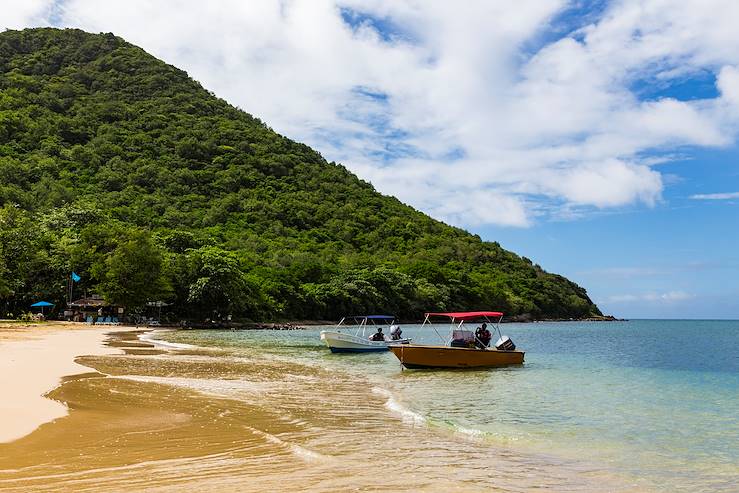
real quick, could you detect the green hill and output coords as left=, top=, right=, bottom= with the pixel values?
left=0, top=28, right=601, bottom=321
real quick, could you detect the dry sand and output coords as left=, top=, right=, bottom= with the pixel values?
left=0, top=321, right=139, bottom=443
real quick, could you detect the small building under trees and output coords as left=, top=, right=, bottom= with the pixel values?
left=66, top=295, right=124, bottom=323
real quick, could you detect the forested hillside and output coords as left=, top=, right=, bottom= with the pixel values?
left=0, top=28, right=601, bottom=321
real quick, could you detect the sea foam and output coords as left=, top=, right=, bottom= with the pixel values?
left=372, top=387, right=426, bottom=426
left=138, top=330, right=197, bottom=350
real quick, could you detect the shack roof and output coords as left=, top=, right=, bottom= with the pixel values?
left=68, top=297, right=109, bottom=308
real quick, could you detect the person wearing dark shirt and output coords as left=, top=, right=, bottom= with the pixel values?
left=370, top=327, right=386, bottom=341
left=475, top=323, right=492, bottom=348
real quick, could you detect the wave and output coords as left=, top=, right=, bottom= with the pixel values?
left=371, top=387, right=426, bottom=426
left=371, top=387, right=497, bottom=444
left=138, top=330, right=198, bottom=350
left=448, top=422, right=486, bottom=441
left=110, top=374, right=279, bottom=398
left=244, top=425, right=332, bottom=463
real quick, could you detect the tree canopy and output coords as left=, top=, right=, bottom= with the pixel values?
left=0, top=28, right=602, bottom=321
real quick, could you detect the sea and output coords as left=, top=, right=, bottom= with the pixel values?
left=155, top=319, right=738, bottom=491
left=0, top=320, right=736, bottom=492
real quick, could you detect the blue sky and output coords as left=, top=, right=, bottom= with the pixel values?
left=5, top=0, right=739, bottom=318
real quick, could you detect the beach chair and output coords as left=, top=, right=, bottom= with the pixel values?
left=111, top=316, right=121, bottom=325
left=102, top=316, right=112, bottom=325
left=86, top=316, right=93, bottom=325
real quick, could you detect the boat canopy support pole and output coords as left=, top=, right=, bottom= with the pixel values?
left=494, top=315, right=504, bottom=341
left=425, top=314, right=446, bottom=343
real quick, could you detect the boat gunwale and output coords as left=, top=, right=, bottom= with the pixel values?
left=388, top=343, right=523, bottom=354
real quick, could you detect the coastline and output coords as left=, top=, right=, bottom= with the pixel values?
left=0, top=322, right=140, bottom=443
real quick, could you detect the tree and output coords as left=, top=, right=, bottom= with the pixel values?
left=0, top=244, right=11, bottom=299
left=96, top=230, right=170, bottom=310
left=185, top=247, right=261, bottom=318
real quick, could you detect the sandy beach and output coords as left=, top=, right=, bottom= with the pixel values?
left=0, top=322, right=139, bottom=443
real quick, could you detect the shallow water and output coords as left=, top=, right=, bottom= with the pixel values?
left=0, top=321, right=736, bottom=492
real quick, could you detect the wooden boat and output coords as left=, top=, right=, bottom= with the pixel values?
left=320, top=315, right=411, bottom=353
left=388, top=311, right=524, bottom=369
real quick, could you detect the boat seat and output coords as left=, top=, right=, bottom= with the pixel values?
left=452, top=330, right=475, bottom=342
left=450, top=329, right=475, bottom=347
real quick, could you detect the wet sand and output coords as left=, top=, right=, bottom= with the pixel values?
left=0, top=322, right=142, bottom=443
left=0, top=325, right=641, bottom=492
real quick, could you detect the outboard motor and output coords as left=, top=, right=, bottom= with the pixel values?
left=495, top=335, right=516, bottom=351
left=390, top=325, right=402, bottom=340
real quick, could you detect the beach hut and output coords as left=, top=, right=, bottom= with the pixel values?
left=68, top=295, right=124, bottom=324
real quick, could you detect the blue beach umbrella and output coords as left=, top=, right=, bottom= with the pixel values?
left=30, top=301, right=54, bottom=307
left=30, top=301, right=54, bottom=315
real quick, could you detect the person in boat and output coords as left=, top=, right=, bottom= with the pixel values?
left=390, top=324, right=402, bottom=340
left=370, top=327, right=386, bottom=341
left=475, top=323, right=492, bottom=348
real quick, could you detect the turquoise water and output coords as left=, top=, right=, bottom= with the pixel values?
left=160, top=320, right=738, bottom=491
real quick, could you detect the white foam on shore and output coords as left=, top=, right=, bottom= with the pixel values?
left=111, top=374, right=276, bottom=398
left=245, top=425, right=331, bottom=463
left=372, top=387, right=426, bottom=426
left=138, top=330, right=197, bottom=350
left=451, top=423, right=486, bottom=441
left=371, top=387, right=493, bottom=442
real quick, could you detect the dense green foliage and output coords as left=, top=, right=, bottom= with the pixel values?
left=0, top=28, right=601, bottom=321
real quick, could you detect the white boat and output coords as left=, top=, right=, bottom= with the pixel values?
left=320, top=315, right=411, bottom=353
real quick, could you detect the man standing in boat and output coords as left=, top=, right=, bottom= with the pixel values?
left=475, top=323, right=492, bottom=348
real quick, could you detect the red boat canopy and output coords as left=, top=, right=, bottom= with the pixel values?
left=425, top=311, right=503, bottom=321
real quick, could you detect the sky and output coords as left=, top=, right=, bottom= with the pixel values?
left=3, top=0, right=739, bottom=318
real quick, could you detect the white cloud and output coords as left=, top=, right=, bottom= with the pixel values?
left=690, top=192, right=739, bottom=200
left=581, top=267, right=668, bottom=278
left=717, top=66, right=739, bottom=107
left=606, top=291, right=693, bottom=303
left=1, top=0, right=51, bottom=29
left=4, top=1, right=739, bottom=227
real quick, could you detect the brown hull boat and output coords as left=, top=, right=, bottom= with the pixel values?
left=389, top=344, right=525, bottom=369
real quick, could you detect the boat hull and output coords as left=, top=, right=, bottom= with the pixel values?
left=388, top=344, right=524, bottom=368
left=320, top=330, right=410, bottom=353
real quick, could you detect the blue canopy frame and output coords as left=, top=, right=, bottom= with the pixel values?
left=348, top=315, right=395, bottom=320
left=338, top=315, right=396, bottom=337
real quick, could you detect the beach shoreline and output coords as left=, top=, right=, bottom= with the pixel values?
left=0, top=321, right=141, bottom=443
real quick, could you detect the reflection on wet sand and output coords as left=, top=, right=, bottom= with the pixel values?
left=0, top=331, right=637, bottom=492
